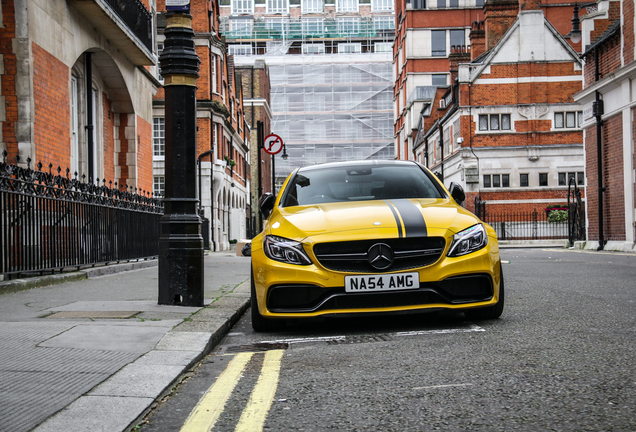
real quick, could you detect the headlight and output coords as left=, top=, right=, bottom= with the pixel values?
left=447, top=224, right=488, bottom=257
left=264, top=235, right=312, bottom=265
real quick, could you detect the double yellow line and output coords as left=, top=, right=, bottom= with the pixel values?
left=180, top=349, right=285, bottom=432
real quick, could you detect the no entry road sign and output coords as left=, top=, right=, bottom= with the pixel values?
left=263, top=134, right=284, bottom=155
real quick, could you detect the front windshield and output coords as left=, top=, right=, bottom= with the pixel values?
left=281, top=164, right=444, bottom=207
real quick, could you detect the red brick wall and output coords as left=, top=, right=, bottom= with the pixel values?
left=137, top=116, right=153, bottom=194
left=118, top=114, right=129, bottom=185
left=625, top=0, right=635, bottom=65
left=0, top=1, right=18, bottom=159
left=601, top=114, right=625, bottom=240
left=585, top=114, right=626, bottom=241
left=102, top=93, right=115, bottom=181
left=32, top=43, right=71, bottom=166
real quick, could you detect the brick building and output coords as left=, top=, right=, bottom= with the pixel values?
left=0, top=0, right=158, bottom=192
left=573, top=0, right=636, bottom=251
left=154, top=0, right=251, bottom=250
left=410, top=1, right=588, bottom=220
left=235, top=59, right=273, bottom=233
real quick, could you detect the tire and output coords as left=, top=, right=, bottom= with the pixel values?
left=465, top=263, right=505, bottom=320
left=250, top=269, right=279, bottom=332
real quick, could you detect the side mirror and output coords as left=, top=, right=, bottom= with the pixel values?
left=449, top=182, right=465, bottom=206
left=259, top=193, right=276, bottom=219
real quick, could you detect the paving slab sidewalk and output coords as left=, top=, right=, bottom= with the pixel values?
left=0, top=252, right=251, bottom=432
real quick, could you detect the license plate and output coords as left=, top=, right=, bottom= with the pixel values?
left=345, top=272, right=419, bottom=293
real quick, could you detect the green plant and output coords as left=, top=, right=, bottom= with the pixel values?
left=547, top=209, right=568, bottom=223
left=229, top=239, right=238, bottom=244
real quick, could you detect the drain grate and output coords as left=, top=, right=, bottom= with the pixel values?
left=216, top=342, right=289, bottom=354
left=327, top=334, right=394, bottom=345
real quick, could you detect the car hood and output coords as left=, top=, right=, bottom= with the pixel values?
left=266, top=199, right=481, bottom=242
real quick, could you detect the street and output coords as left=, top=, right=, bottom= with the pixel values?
left=138, top=248, right=636, bottom=431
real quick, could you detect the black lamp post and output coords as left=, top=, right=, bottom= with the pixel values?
left=281, top=144, right=288, bottom=160
left=158, top=7, right=204, bottom=306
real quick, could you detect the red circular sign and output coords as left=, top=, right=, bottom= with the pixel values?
left=263, top=134, right=284, bottom=155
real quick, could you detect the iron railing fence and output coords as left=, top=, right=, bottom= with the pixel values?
left=481, top=210, right=569, bottom=241
left=104, top=0, right=154, bottom=52
left=0, top=154, right=163, bottom=279
left=474, top=198, right=574, bottom=241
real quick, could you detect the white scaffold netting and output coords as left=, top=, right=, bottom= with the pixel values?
left=268, top=57, right=395, bottom=182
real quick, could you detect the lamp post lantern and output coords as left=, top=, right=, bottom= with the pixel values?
left=158, top=7, right=204, bottom=306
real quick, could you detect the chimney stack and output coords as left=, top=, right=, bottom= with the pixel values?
left=485, top=0, right=519, bottom=51
left=449, top=45, right=471, bottom=84
left=469, top=20, right=486, bottom=60
left=519, top=0, right=541, bottom=11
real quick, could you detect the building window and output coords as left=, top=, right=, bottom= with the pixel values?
left=539, top=172, right=548, bottom=186
left=478, top=114, right=512, bottom=131
left=483, top=174, right=510, bottom=188
left=153, top=117, right=165, bottom=157
left=520, top=173, right=529, bottom=187
left=337, top=18, right=360, bottom=34
left=230, top=18, right=253, bottom=36
left=450, top=29, right=465, bottom=50
left=337, top=0, right=358, bottom=12
left=412, top=0, right=426, bottom=8
left=232, top=0, right=253, bottom=14
left=476, top=0, right=484, bottom=6
left=153, top=175, right=165, bottom=197
left=437, top=0, right=445, bottom=7
left=268, top=0, right=288, bottom=13
left=559, top=171, right=584, bottom=186
left=554, top=111, right=582, bottom=129
left=374, top=42, right=393, bottom=52
left=432, top=74, right=446, bottom=86
left=157, top=43, right=164, bottom=84
left=373, top=16, right=394, bottom=31
left=339, top=43, right=361, bottom=54
left=449, top=0, right=458, bottom=6
left=266, top=18, right=288, bottom=36
left=372, top=0, right=393, bottom=11
left=431, top=30, right=446, bottom=56
left=302, top=43, right=325, bottom=54
left=302, top=0, right=322, bottom=13
left=229, top=45, right=253, bottom=55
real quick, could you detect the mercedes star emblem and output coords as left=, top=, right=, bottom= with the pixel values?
left=367, top=243, right=394, bottom=270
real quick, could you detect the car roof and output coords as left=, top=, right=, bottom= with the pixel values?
left=297, top=160, right=419, bottom=173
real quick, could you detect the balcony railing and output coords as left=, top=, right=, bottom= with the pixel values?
left=104, top=0, right=153, bottom=52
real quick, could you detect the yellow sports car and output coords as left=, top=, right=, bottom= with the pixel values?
left=250, top=160, right=503, bottom=331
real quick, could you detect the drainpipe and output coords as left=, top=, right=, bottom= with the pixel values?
left=438, top=121, right=444, bottom=183
left=594, top=47, right=605, bottom=250
left=86, top=52, right=94, bottom=182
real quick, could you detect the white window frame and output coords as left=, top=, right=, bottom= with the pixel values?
left=302, top=43, right=326, bottom=54
left=337, top=0, right=358, bottom=13
left=372, top=0, right=393, bottom=12
left=70, top=76, right=79, bottom=174
left=232, top=0, right=253, bottom=14
left=266, top=18, right=288, bottom=37
left=153, top=175, right=165, bottom=198
left=153, top=117, right=165, bottom=159
left=337, top=17, right=360, bottom=35
left=373, top=16, right=394, bottom=31
left=478, top=113, right=512, bottom=132
left=267, top=0, right=289, bottom=14
left=229, top=45, right=253, bottom=55
left=554, top=111, right=582, bottom=129
left=230, top=18, right=253, bottom=37
left=374, top=42, right=392, bottom=52
left=302, top=0, right=322, bottom=13
left=339, top=42, right=361, bottom=54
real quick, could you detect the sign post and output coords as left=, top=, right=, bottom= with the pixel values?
left=264, top=134, right=283, bottom=195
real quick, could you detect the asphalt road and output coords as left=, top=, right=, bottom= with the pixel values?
left=138, top=248, right=636, bottom=431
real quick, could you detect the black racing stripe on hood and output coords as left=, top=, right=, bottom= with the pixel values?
left=391, top=199, right=427, bottom=237
left=383, top=200, right=403, bottom=238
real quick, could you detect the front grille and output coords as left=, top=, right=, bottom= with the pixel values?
left=313, top=237, right=446, bottom=273
left=266, top=274, right=493, bottom=314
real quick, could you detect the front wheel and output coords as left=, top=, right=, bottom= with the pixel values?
left=465, top=264, right=505, bottom=320
left=251, top=270, right=280, bottom=332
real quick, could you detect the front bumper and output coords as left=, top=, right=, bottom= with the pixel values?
left=252, top=241, right=501, bottom=319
